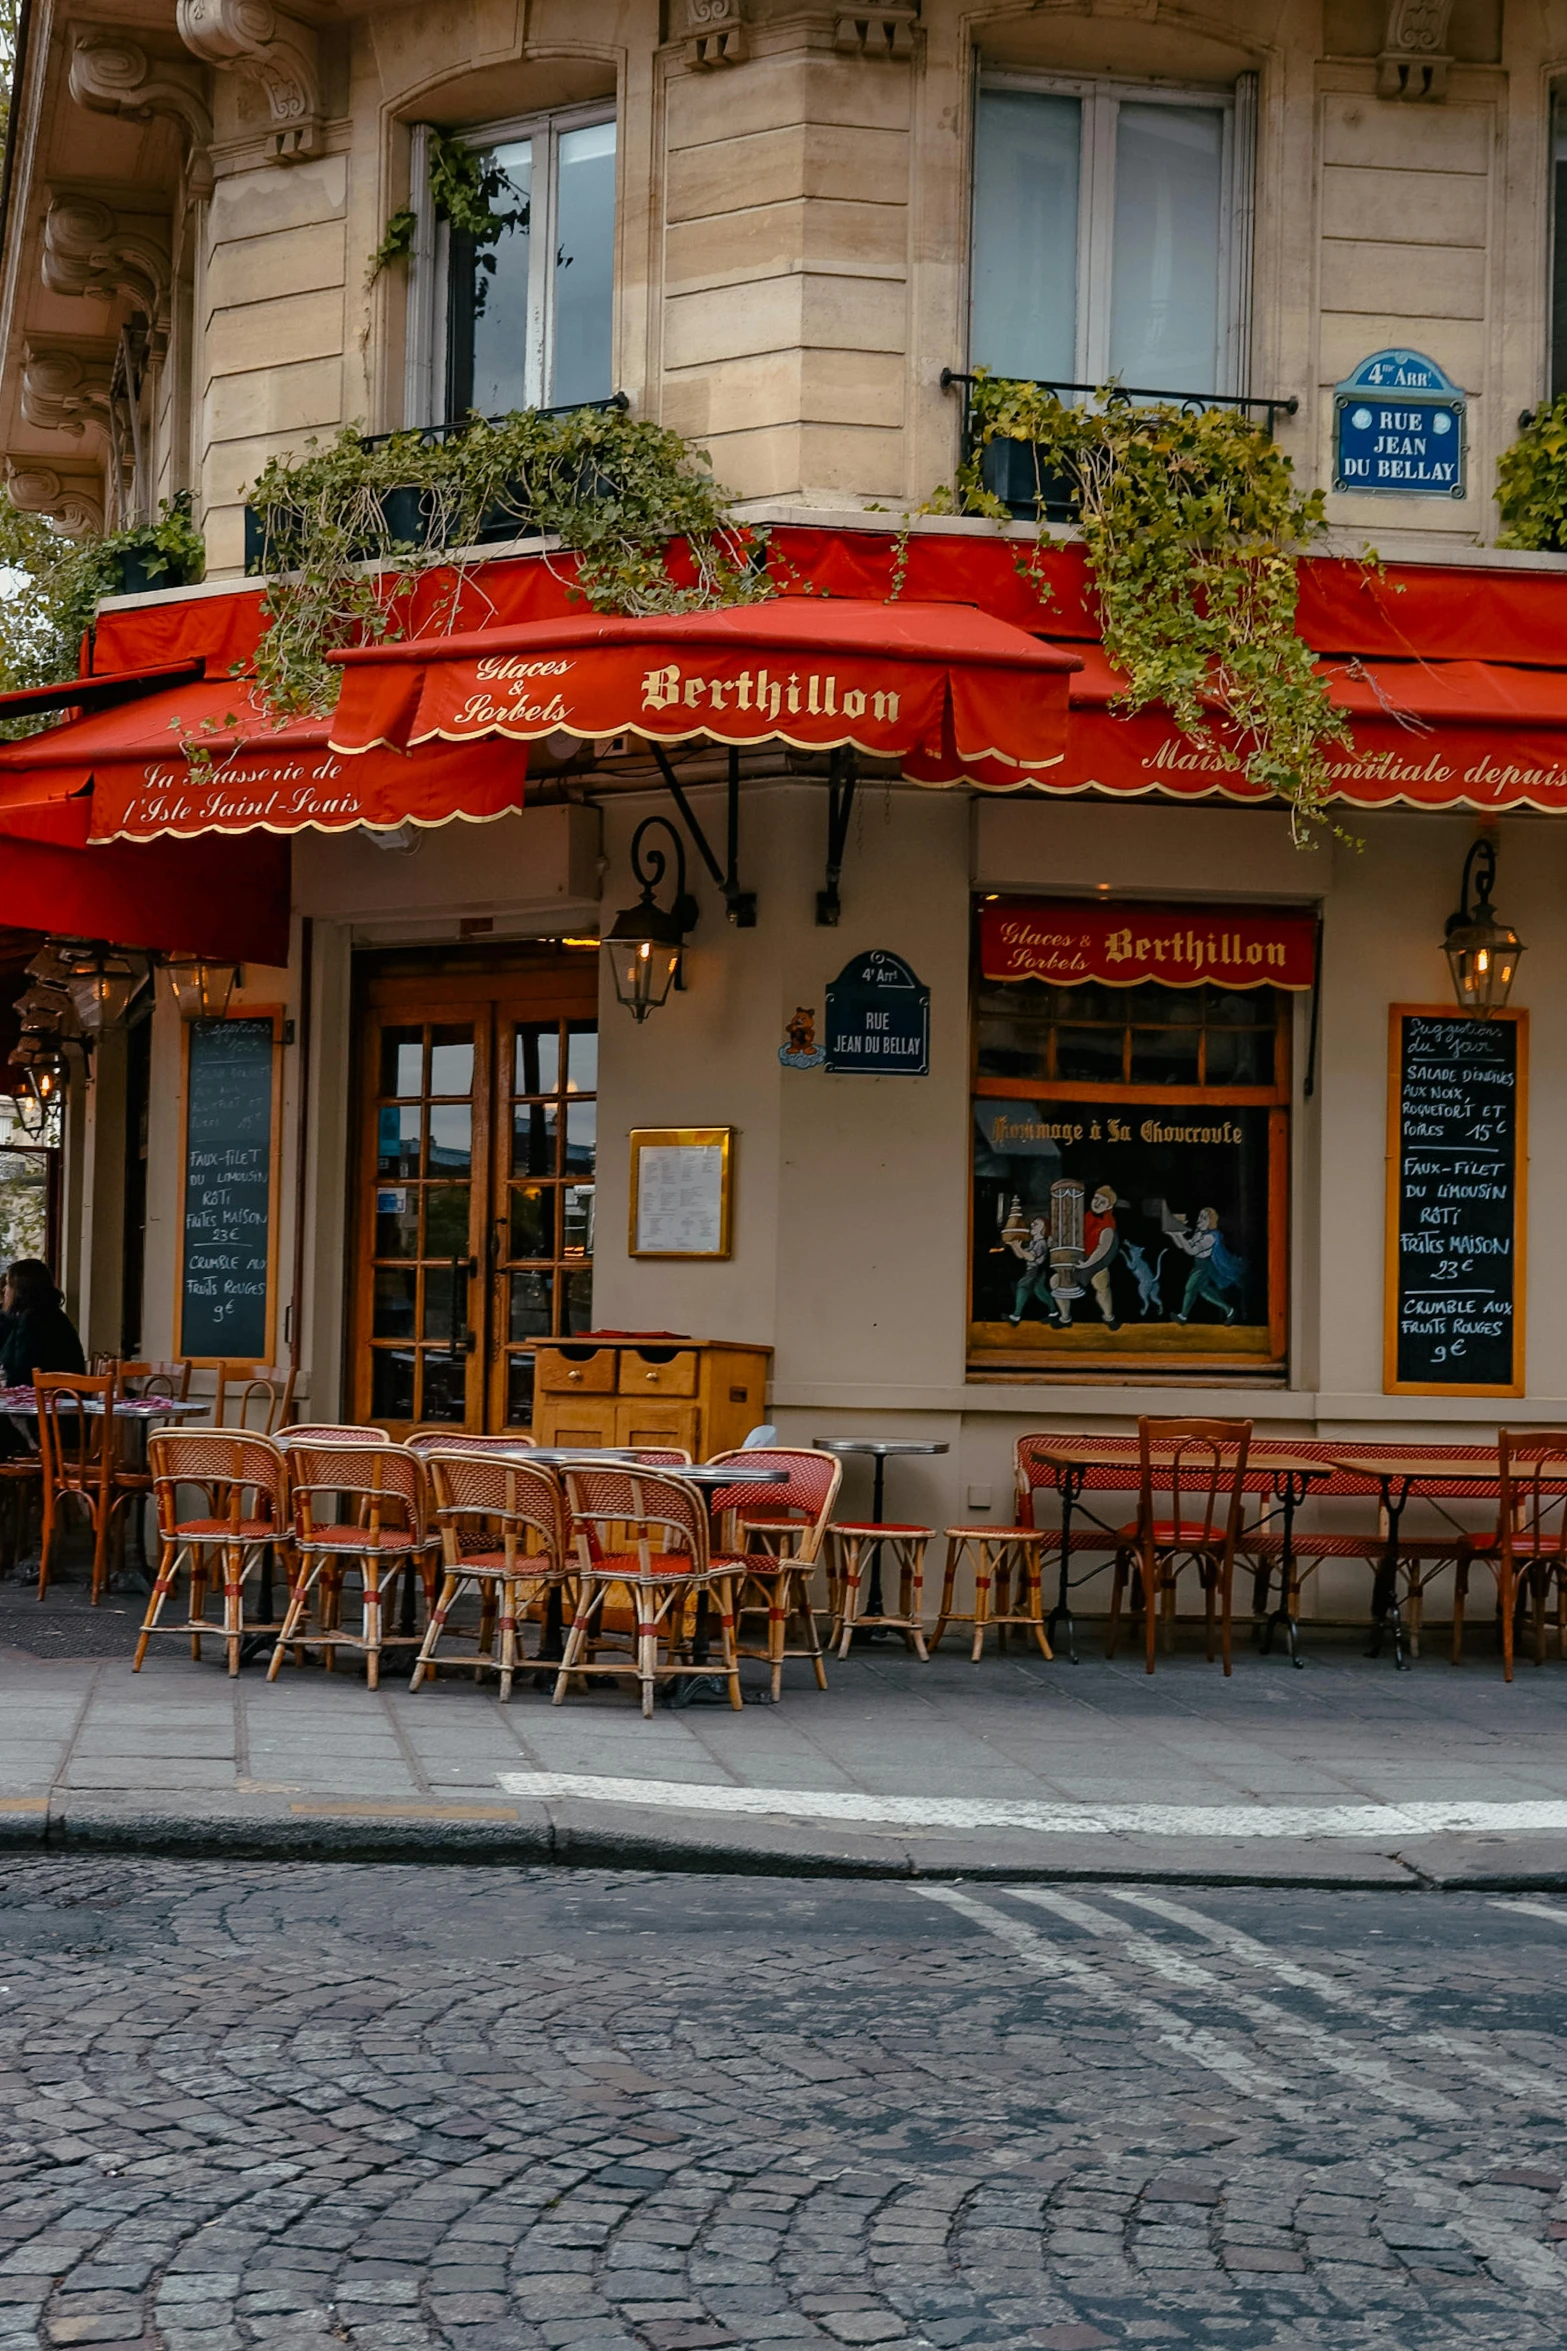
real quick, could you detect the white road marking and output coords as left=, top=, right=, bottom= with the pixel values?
left=1491, top=1898, right=1567, bottom=1926
left=1008, top=1886, right=1461, bottom=2121
left=495, top=1771, right=1567, bottom=1842
left=1101, top=1885, right=1567, bottom=2117
left=925, top=1884, right=1567, bottom=2302
left=914, top=1883, right=1291, bottom=2106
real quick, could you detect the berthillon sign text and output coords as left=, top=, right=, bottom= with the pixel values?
left=1333, top=349, right=1466, bottom=499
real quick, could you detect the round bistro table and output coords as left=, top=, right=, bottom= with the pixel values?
left=812, top=1437, right=950, bottom=1623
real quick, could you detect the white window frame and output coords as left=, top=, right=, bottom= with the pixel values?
left=403, top=98, right=617, bottom=430
left=972, top=69, right=1255, bottom=399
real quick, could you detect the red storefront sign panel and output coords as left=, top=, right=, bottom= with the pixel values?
left=980, top=898, right=1318, bottom=992
left=329, top=601, right=1080, bottom=788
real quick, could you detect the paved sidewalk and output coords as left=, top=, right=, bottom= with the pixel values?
left=2, top=1594, right=1567, bottom=1884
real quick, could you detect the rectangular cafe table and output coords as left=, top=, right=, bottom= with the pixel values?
left=1020, top=1437, right=1333, bottom=1665
left=1324, top=1451, right=1556, bottom=1671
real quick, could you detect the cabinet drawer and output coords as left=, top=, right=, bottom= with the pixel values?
left=618, top=1348, right=699, bottom=1398
left=536, top=1345, right=617, bottom=1395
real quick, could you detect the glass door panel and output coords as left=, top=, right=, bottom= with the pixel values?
left=490, top=1013, right=596, bottom=1429
left=359, top=1012, right=490, bottom=1431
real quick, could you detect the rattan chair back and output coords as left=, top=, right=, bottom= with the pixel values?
left=425, top=1449, right=565, bottom=1570
left=148, top=1429, right=286, bottom=1543
left=704, top=1448, right=841, bottom=1562
left=563, top=1466, right=710, bottom=1578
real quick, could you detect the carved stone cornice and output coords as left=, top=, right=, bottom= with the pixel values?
left=685, top=0, right=745, bottom=68
left=175, top=0, right=322, bottom=161
left=834, top=5, right=918, bottom=57
left=41, top=194, right=170, bottom=323
left=4, top=463, right=104, bottom=537
left=19, top=344, right=114, bottom=439
left=69, top=30, right=214, bottom=196
left=1378, top=0, right=1453, bottom=99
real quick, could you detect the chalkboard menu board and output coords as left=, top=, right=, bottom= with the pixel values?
left=178, top=1016, right=278, bottom=1360
left=1385, top=1007, right=1527, bottom=1396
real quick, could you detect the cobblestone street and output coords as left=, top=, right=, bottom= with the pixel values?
left=0, top=1864, right=1562, bottom=2349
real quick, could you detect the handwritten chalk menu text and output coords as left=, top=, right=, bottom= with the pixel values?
left=179, top=1017, right=276, bottom=1358
left=1387, top=1009, right=1526, bottom=1395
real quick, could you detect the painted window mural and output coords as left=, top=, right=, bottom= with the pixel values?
left=969, top=902, right=1305, bottom=1375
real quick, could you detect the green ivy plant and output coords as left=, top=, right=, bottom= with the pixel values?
left=0, top=493, right=204, bottom=729
left=946, top=375, right=1347, bottom=840
left=370, top=125, right=529, bottom=286
left=243, top=403, right=767, bottom=717
left=1495, top=398, right=1567, bottom=550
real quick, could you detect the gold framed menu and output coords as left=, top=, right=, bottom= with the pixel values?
left=629, top=1127, right=734, bottom=1258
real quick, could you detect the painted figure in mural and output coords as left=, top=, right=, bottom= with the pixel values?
left=1075, top=1184, right=1123, bottom=1328
left=1167, top=1205, right=1248, bottom=1323
left=1005, top=1217, right=1052, bottom=1323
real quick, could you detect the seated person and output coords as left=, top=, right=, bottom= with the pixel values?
left=0, top=1259, right=86, bottom=1388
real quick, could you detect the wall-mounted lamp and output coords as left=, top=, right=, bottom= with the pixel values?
left=7, top=1037, right=66, bottom=1138
left=163, top=953, right=242, bottom=1021
left=54, top=940, right=147, bottom=1033
left=1443, top=837, right=1524, bottom=1017
left=603, top=816, right=698, bottom=1023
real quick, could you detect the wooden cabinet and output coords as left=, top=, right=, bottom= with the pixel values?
left=533, top=1339, right=772, bottom=1459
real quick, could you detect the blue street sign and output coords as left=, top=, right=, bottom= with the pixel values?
left=824, top=949, right=930, bottom=1076
left=1333, top=349, right=1466, bottom=498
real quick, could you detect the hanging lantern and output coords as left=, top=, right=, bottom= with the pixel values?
left=8, top=1036, right=66, bottom=1136
left=163, top=954, right=242, bottom=1021
left=1443, top=838, right=1525, bottom=1017
left=54, top=940, right=146, bottom=1033
left=602, top=817, right=697, bottom=1023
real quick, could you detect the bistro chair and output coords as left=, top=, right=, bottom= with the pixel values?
left=268, top=1439, right=435, bottom=1687
left=1107, top=1417, right=1252, bottom=1676
left=36, top=1368, right=148, bottom=1604
left=283, top=1424, right=394, bottom=1445
left=412, top=1451, right=568, bottom=1699
left=137, top=1430, right=289, bottom=1675
left=1453, top=1429, right=1567, bottom=1679
left=706, top=1447, right=841, bottom=1700
left=116, top=1359, right=194, bottom=1402
left=210, top=1360, right=297, bottom=1435
left=557, top=1465, right=743, bottom=1718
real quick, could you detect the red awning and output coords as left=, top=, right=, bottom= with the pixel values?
left=1060, top=644, right=1567, bottom=813
left=0, top=680, right=525, bottom=840
left=0, top=799, right=290, bottom=963
left=329, top=601, right=1080, bottom=790
left=980, top=897, right=1318, bottom=991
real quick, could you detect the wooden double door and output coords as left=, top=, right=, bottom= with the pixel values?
left=349, top=948, right=598, bottom=1433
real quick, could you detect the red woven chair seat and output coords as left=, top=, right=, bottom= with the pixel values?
left=1460, top=1529, right=1565, bottom=1554
left=171, top=1516, right=279, bottom=1542
left=449, top=1547, right=559, bottom=1575
left=1117, top=1519, right=1226, bottom=1546
left=298, top=1524, right=422, bottom=1554
left=589, top=1548, right=716, bottom=1580
left=943, top=1524, right=1040, bottom=1541
left=834, top=1521, right=932, bottom=1537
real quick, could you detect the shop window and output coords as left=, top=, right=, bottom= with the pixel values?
left=970, top=956, right=1290, bottom=1378
left=1552, top=94, right=1567, bottom=400
left=969, top=73, right=1254, bottom=396
left=406, top=106, right=616, bottom=426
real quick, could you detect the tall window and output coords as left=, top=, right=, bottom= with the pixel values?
left=1552, top=98, right=1567, bottom=399
left=406, top=106, right=616, bottom=427
left=970, top=76, right=1251, bottom=396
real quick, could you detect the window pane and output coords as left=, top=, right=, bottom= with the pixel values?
left=971, top=90, right=1079, bottom=381
left=377, top=1106, right=421, bottom=1177
left=374, top=1186, right=419, bottom=1259
left=419, top=1351, right=466, bottom=1424
left=515, top=1025, right=561, bottom=1097
left=510, top=1184, right=554, bottom=1259
left=510, top=1270, right=554, bottom=1338
left=1054, top=1027, right=1124, bottom=1084
left=506, top=1351, right=537, bottom=1426
left=552, top=121, right=616, bottom=406
left=372, top=1267, right=417, bottom=1338
left=423, top=1262, right=466, bottom=1340
left=1130, top=1027, right=1201, bottom=1085
left=1109, top=103, right=1225, bottom=394
left=564, top=1266, right=593, bottom=1334
left=513, top=1101, right=559, bottom=1175
left=428, top=1103, right=472, bottom=1176
left=466, top=138, right=533, bottom=416
left=565, top=1023, right=597, bottom=1094
left=371, top=1348, right=414, bottom=1421
left=424, top=1184, right=470, bottom=1256
left=562, top=1184, right=595, bottom=1259
left=379, top=1028, right=422, bottom=1098
left=564, top=1101, right=596, bottom=1175
left=429, top=1026, right=474, bottom=1095
left=1204, top=1025, right=1274, bottom=1086
left=976, top=1013, right=1048, bottom=1082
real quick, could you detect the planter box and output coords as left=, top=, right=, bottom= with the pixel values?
left=981, top=437, right=1081, bottom=523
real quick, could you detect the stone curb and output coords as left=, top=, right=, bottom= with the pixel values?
left=0, top=1790, right=1564, bottom=1888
